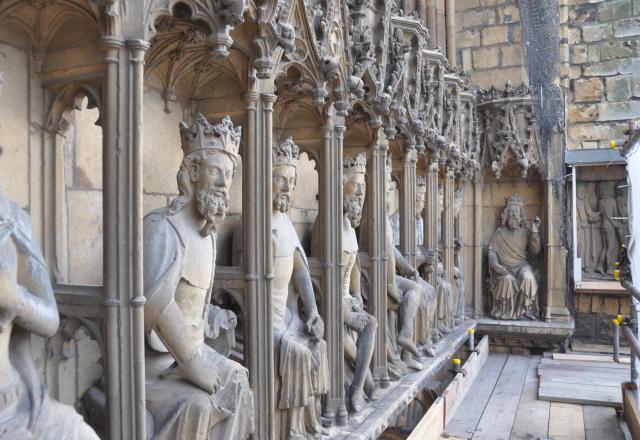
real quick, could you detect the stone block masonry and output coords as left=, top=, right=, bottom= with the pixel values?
left=455, top=0, right=527, bottom=88
left=563, top=0, right=640, bottom=150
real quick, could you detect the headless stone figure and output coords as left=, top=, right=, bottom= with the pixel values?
left=143, top=115, right=253, bottom=440
left=271, top=138, right=328, bottom=439
left=311, top=153, right=378, bottom=413
left=0, top=190, right=99, bottom=440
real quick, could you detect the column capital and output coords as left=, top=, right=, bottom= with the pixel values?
left=260, top=93, right=277, bottom=104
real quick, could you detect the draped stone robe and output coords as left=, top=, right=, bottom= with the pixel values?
left=272, top=212, right=328, bottom=440
left=488, top=225, right=541, bottom=320
left=143, top=209, right=254, bottom=440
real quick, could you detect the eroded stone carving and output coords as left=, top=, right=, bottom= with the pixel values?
left=576, top=182, right=601, bottom=276
left=0, top=190, right=99, bottom=439
left=453, top=239, right=465, bottom=324
left=596, top=181, right=620, bottom=277
left=487, top=195, right=541, bottom=320
left=334, top=153, right=378, bottom=412
left=271, top=137, right=328, bottom=438
left=384, top=159, right=433, bottom=379
left=143, top=114, right=253, bottom=439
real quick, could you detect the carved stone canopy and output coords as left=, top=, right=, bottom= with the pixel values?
left=477, top=82, right=540, bottom=180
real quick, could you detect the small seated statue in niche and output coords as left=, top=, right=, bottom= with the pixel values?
left=311, top=153, right=378, bottom=413
left=0, top=189, right=99, bottom=439
left=487, top=195, right=541, bottom=321
left=143, top=114, right=254, bottom=440
left=271, top=138, right=328, bottom=439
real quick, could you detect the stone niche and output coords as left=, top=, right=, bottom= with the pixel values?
left=571, top=165, right=628, bottom=282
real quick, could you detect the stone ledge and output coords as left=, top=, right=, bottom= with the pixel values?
left=331, top=320, right=476, bottom=440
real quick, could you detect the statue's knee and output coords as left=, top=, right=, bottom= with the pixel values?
left=367, top=314, right=378, bottom=330
left=184, top=394, right=213, bottom=417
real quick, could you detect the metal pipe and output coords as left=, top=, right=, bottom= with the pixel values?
left=622, top=325, right=640, bottom=364
left=468, top=327, right=475, bottom=352
left=613, top=319, right=620, bottom=363
left=571, top=166, right=581, bottom=282
left=622, top=279, right=640, bottom=302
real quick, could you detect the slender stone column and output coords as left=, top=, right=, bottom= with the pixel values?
left=424, top=158, right=439, bottom=286
left=445, top=0, right=456, bottom=66
left=367, top=125, right=390, bottom=388
left=319, top=123, right=347, bottom=425
left=443, top=167, right=455, bottom=282
left=101, top=36, right=148, bottom=440
left=472, top=175, right=483, bottom=317
left=243, top=92, right=276, bottom=440
left=400, top=145, right=418, bottom=267
left=426, top=0, right=437, bottom=48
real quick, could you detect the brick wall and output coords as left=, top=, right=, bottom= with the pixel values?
left=455, top=0, right=527, bottom=88
left=563, top=0, right=640, bottom=150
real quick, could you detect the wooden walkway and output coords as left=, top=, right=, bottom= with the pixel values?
left=443, top=354, right=627, bottom=440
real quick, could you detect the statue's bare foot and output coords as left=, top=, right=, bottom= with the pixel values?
left=423, top=345, right=436, bottom=357
left=366, top=386, right=382, bottom=401
left=439, top=325, right=452, bottom=335
left=397, top=336, right=421, bottom=358
left=348, top=386, right=366, bottom=413
left=403, top=356, right=423, bottom=371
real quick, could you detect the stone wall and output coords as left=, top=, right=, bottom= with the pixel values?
left=574, top=292, right=630, bottom=343
left=455, top=0, right=527, bottom=88
left=564, top=0, right=640, bottom=150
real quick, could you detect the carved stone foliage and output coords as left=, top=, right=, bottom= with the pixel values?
left=477, top=82, right=540, bottom=180
left=144, top=0, right=249, bottom=54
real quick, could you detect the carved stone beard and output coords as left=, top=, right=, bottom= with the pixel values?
left=507, top=215, right=520, bottom=231
left=344, top=195, right=363, bottom=228
left=196, top=186, right=229, bottom=236
left=273, top=192, right=292, bottom=213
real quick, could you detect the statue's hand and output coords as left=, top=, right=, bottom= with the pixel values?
left=306, top=312, right=324, bottom=343
left=492, top=263, right=510, bottom=277
left=346, top=310, right=367, bottom=332
left=531, top=216, right=541, bottom=232
left=0, top=270, right=20, bottom=332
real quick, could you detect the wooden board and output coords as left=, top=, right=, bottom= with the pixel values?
left=553, top=352, right=631, bottom=364
left=548, top=402, right=586, bottom=440
left=407, top=396, right=444, bottom=440
left=539, top=384, right=622, bottom=407
left=623, top=387, right=640, bottom=440
left=583, top=405, right=624, bottom=440
left=472, top=355, right=530, bottom=440
left=442, top=335, right=490, bottom=424
left=539, top=359, right=629, bottom=371
left=510, top=356, right=550, bottom=440
left=443, top=354, right=508, bottom=439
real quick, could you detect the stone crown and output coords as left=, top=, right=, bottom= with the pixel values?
left=179, top=113, right=241, bottom=160
left=274, top=137, right=300, bottom=167
left=505, top=194, right=525, bottom=207
left=343, top=153, right=367, bottom=174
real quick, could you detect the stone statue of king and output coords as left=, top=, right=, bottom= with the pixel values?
left=271, top=137, right=328, bottom=439
left=143, top=114, right=254, bottom=439
left=488, top=195, right=541, bottom=320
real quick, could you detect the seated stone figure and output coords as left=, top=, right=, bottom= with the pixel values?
left=271, top=138, right=328, bottom=439
left=384, top=160, right=426, bottom=378
left=311, top=153, right=378, bottom=413
left=143, top=114, right=254, bottom=440
left=0, top=189, right=99, bottom=440
left=488, top=195, right=541, bottom=320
